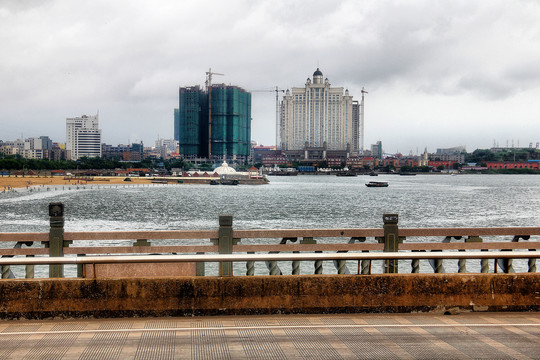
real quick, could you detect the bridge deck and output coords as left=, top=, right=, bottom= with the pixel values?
left=0, top=312, right=538, bottom=359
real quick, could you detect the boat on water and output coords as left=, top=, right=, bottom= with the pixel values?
left=365, top=181, right=388, bottom=187
left=210, top=179, right=239, bottom=185
left=336, top=172, right=357, bottom=177
left=221, top=179, right=239, bottom=185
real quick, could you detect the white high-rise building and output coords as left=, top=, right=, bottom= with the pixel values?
left=66, top=114, right=102, bottom=160
left=280, top=68, right=354, bottom=151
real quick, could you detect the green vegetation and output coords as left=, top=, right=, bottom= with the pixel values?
left=466, top=148, right=540, bottom=163
left=399, top=165, right=431, bottom=173
left=0, top=155, right=193, bottom=171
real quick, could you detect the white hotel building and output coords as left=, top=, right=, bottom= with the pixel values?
left=66, top=113, right=102, bottom=160
left=280, top=68, right=355, bottom=151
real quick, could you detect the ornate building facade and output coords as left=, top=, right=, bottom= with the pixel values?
left=280, top=68, right=354, bottom=151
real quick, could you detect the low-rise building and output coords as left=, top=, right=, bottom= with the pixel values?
left=485, top=161, right=540, bottom=170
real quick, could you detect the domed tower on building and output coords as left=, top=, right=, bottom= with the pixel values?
left=419, top=148, right=429, bottom=167
left=280, top=68, right=355, bottom=152
left=313, top=68, right=323, bottom=84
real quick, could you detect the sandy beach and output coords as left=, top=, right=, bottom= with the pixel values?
left=0, top=176, right=155, bottom=190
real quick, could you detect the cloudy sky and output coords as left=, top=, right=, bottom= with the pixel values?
left=1, top=0, right=539, bottom=154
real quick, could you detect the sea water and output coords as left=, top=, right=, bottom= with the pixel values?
left=1, top=174, right=539, bottom=277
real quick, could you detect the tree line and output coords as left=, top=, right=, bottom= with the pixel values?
left=0, top=155, right=190, bottom=171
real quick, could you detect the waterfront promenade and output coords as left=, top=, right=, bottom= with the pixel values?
left=1, top=312, right=539, bottom=359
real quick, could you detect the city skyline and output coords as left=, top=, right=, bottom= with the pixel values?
left=1, top=0, right=540, bottom=154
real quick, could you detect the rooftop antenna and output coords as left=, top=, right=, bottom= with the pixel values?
left=205, top=68, right=224, bottom=159
left=275, top=86, right=285, bottom=149
left=250, top=87, right=284, bottom=148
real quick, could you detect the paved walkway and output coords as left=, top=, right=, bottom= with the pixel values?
left=0, top=312, right=539, bottom=359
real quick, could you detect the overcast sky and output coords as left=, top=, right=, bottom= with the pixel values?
left=1, top=0, right=539, bottom=154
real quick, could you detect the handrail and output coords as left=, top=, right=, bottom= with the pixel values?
left=399, top=227, right=540, bottom=237
left=63, top=230, right=219, bottom=241
left=0, top=233, right=48, bottom=242
left=2, top=227, right=540, bottom=242
left=1, top=251, right=539, bottom=266
left=2, top=242, right=538, bottom=257
left=1, top=205, right=538, bottom=278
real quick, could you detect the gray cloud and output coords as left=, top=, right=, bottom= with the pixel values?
left=1, top=0, right=540, bottom=153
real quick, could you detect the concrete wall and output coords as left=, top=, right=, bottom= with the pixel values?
left=1, top=274, right=538, bottom=319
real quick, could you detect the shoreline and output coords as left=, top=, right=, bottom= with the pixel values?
left=0, top=176, right=155, bottom=190
left=0, top=175, right=267, bottom=190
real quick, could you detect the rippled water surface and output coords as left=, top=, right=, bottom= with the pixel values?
left=1, top=174, right=539, bottom=276
left=2, top=174, right=539, bottom=231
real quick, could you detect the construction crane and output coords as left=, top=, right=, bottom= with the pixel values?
left=360, top=87, right=368, bottom=155
left=205, top=68, right=224, bottom=158
left=251, top=87, right=285, bottom=149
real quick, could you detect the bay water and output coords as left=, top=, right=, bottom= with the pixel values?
left=1, top=174, right=539, bottom=276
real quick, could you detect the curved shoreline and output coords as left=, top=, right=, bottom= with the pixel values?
left=0, top=175, right=267, bottom=190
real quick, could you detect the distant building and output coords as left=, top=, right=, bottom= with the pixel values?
left=418, top=148, right=429, bottom=167
left=351, top=100, right=360, bottom=154
left=280, top=68, right=354, bottom=152
left=485, top=161, right=540, bottom=170
left=0, top=139, right=24, bottom=156
left=101, top=144, right=131, bottom=160
left=436, top=146, right=466, bottom=155
left=155, top=138, right=178, bottom=159
left=252, top=144, right=278, bottom=165
left=177, top=84, right=251, bottom=161
left=23, top=136, right=52, bottom=159
left=371, top=141, right=383, bottom=160
left=66, top=114, right=102, bottom=160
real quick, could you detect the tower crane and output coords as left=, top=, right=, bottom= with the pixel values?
left=360, top=87, right=368, bottom=155
left=251, top=87, right=285, bottom=149
left=205, top=68, right=224, bottom=158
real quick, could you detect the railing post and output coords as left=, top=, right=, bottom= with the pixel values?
left=382, top=213, right=400, bottom=273
left=266, top=238, right=295, bottom=275
left=411, top=250, right=421, bottom=273
left=1, top=264, right=9, bottom=279
left=290, top=237, right=307, bottom=275
left=246, top=252, right=255, bottom=276
left=301, top=237, right=321, bottom=274
left=77, top=254, right=85, bottom=277
left=48, top=202, right=67, bottom=278
left=196, top=252, right=206, bottom=276
left=26, top=255, right=34, bottom=279
left=467, top=236, right=487, bottom=273
left=498, top=236, right=520, bottom=273
left=217, top=215, right=235, bottom=276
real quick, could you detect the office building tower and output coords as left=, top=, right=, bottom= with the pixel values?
left=352, top=101, right=360, bottom=154
left=66, top=113, right=102, bottom=160
left=280, top=68, right=354, bottom=151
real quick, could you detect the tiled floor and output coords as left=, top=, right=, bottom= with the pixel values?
left=0, top=312, right=538, bottom=359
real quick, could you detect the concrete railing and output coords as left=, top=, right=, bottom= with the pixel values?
left=1, top=202, right=539, bottom=279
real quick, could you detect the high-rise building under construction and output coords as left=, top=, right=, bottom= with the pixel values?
left=175, top=84, right=251, bottom=160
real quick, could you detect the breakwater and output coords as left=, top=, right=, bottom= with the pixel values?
left=1, top=274, right=538, bottom=319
